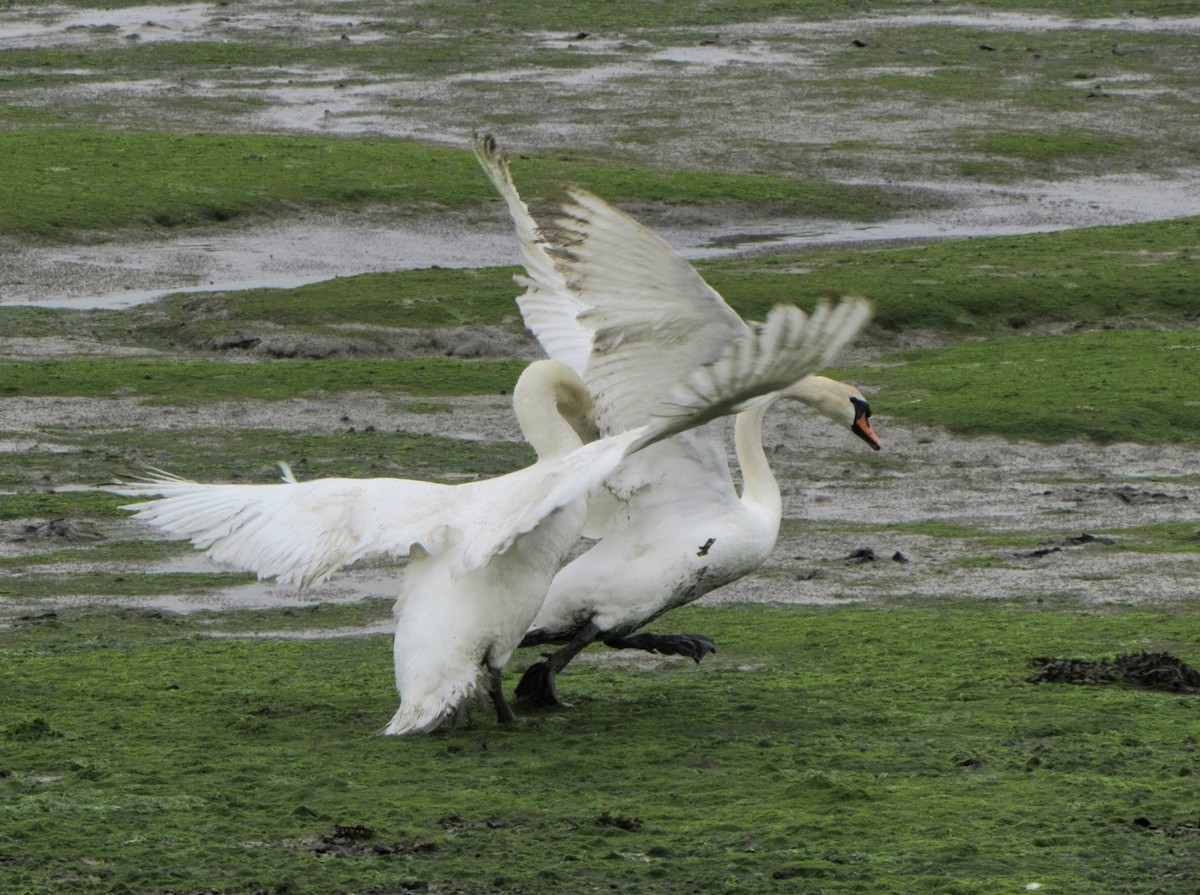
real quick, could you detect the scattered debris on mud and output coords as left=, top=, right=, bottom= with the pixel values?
left=1111, top=487, right=1190, bottom=506
left=1129, top=815, right=1200, bottom=837
left=844, top=546, right=878, bottom=563
left=5, top=518, right=105, bottom=543
left=1014, top=532, right=1117, bottom=559
left=291, top=823, right=422, bottom=858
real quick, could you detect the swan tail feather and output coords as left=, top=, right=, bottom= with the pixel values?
left=382, top=667, right=487, bottom=736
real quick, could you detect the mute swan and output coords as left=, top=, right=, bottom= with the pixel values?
left=109, top=295, right=871, bottom=734
left=473, top=135, right=881, bottom=708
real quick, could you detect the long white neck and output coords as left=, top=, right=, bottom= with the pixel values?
left=780, top=375, right=854, bottom=423
left=733, top=400, right=782, bottom=522
left=511, top=360, right=595, bottom=462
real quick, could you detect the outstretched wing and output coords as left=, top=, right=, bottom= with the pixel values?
left=543, top=186, right=749, bottom=435
left=474, top=134, right=747, bottom=435
left=473, top=133, right=592, bottom=374
left=634, top=296, right=873, bottom=450
left=109, top=469, right=460, bottom=591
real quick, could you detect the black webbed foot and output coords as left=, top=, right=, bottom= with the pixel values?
left=603, top=632, right=717, bottom=664
left=514, top=659, right=572, bottom=709
left=515, top=621, right=601, bottom=709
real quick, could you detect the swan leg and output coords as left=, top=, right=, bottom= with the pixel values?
left=602, top=632, right=717, bottom=664
left=513, top=660, right=562, bottom=708
left=487, top=666, right=517, bottom=726
left=515, top=621, right=601, bottom=709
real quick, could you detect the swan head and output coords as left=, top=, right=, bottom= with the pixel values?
left=512, top=359, right=599, bottom=460
left=778, top=375, right=881, bottom=451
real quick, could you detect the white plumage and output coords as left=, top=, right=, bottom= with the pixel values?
left=473, top=134, right=881, bottom=707
left=110, top=284, right=870, bottom=732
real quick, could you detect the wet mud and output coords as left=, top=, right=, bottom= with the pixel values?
left=2, top=5, right=1198, bottom=634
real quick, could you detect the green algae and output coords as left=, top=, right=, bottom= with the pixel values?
left=3, top=602, right=1199, bottom=894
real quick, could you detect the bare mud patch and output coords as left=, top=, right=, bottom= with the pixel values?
left=5, top=168, right=1199, bottom=311
left=4, top=394, right=1197, bottom=628
left=0, top=3, right=382, bottom=47
left=0, top=393, right=523, bottom=442
left=690, top=409, right=1200, bottom=611
left=3, top=4, right=1199, bottom=309
left=0, top=211, right=519, bottom=309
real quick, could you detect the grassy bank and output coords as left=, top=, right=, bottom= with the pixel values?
left=840, top=328, right=1200, bottom=444
left=706, top=217, right=1200, bottom=331
left=0, top=357, right=525, bottom=403
left=4, top=601, right=1199, bottom=894
left=0, top=129, right=917, bottom=239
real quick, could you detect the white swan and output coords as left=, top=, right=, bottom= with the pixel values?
left=109, top=294, right=871, bottom=734
left=473, top=135, right=881, bottom=707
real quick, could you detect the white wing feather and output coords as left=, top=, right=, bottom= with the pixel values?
left=474, top=134, right=747, bottom=435
left=473, top=134, right=592, bottom=374
left=636, top=297, right=872, bottom=448
left=111, top=471, right=459, bottom=591
left=111, top=430, right=648, bottom=588
left=452, top=426, right=648, bottom=573
left=543, top=187, right=748, bottom=434
left=110, top=426, right=643, bottom=585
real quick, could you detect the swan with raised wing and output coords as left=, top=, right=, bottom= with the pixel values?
left=110, top=294, right=870, bottom=734
left=474, top=135, right=881, bottom=708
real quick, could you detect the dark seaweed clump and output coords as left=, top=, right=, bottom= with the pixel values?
left=1027, top=651, right=1200, bottom=694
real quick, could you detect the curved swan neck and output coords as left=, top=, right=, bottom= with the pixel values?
left=512, top=360, right=596, bottom=461
left=780, top=376, right=855, bottom=425
left=734, top=401, right=781, bottom=519
left=781, top=374, right=881, bottom=450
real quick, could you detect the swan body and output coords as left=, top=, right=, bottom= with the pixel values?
left=524, top=377, right=871, bottom=647
left=110, top=291, right=870, bottom=733
left=473, top=135, right=880, bottom=706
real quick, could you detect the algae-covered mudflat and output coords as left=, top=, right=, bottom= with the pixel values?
left=2, top=2, right=1200, bottom=893
left=7, top=603, right=1200, bottom=894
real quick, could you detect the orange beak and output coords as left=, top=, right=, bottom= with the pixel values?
left=853, top=412, right=881, bottom=451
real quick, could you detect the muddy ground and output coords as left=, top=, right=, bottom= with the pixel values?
left=5, top=388, right=1199, bottom=628
left=2, top=4, right=1199, bottom=633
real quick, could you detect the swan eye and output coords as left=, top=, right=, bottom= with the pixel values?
left=850, top=396, right=871, bottom=419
